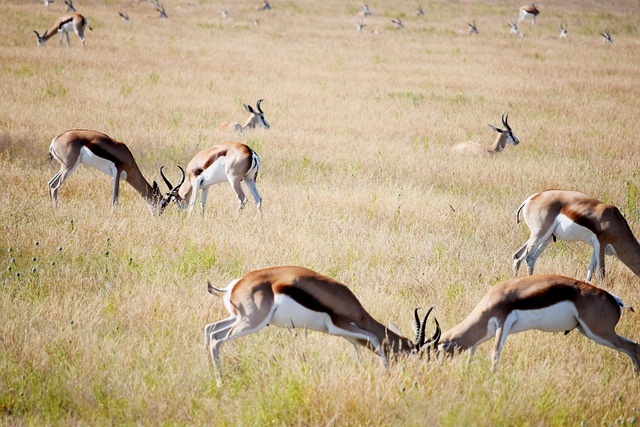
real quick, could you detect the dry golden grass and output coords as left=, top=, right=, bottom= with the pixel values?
left=2, top=0, right=640, bottom=424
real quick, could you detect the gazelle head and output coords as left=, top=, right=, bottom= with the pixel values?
left=601, top=30, right=612, bottom=45
left=33, top=30, right=48, bottom=47
left=159, top=165, right=186, bottom=209
left=489, top=113, right=519, bottom=146
left=560, top=24, right=568, bottom=39
left=244, top=99, right=270, bottom=129
left=508, top=21, right=522, bottom=37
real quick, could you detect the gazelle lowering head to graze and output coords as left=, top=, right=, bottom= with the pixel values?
left=204, top=266, right=441, bottom=385
left=219, top=99, right=270, bottom=132
left=160, top=142, right=262, bottom=215
left=34, top=13, right=89, bottom=48
left=513, top=190, right=640, bottom=282
left=48, top=130, right=173, bottom=215
left=518, top=4, right=539, bottom=25
left=508, top=21, right=522, bottom=37
left=434, top=275, right=639, bottom=373
left=452, top=113, right=520, bottom=156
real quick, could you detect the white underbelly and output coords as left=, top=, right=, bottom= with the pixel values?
left=200, top=157, right=228, bottom=187
left=509, top=301, right=579, bottom=334
left=78, top=146, right=125, bottom=180
left=553, top=214, right=597, bottom=244
left=270, top=294, right=332, bottom=332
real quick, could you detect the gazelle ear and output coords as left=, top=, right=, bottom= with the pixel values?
left=244, top=103, right=253, bottom=113
left=488, top=124, right=503, bottom=133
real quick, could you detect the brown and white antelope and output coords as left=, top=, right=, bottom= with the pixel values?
left=452, top=113, right=520, bottom=156
left=160, top=142, right=262, bottom=215
left=560, top=24, right=568, bottom=40
left=219, top=99, right=270, bottom=132
left=434, top=275, right=639, bottom=373
left=513, top=190, right=640, bottom=282
left=204, top=266, right=441, bottom=384
left=34, top=13, right=89, bottom=48
left=518, top=4, right=539, bottom=25
left=48, top=129, right=173, bottom=215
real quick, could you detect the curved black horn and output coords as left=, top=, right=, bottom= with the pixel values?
left=425, top=317, right=441, bottom=347
left=160, top=166, right=173, bottom=190
left=413, top=308, right=422, bottom=343
left=256, top=99, right=264, bottom=114
left=172, top=165, right=186, bottom=192
left=502, top=113, right=511, bottom=130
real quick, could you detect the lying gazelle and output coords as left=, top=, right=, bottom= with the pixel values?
left=204, top=266, right=441, bottom=384
left=160, top=142, right=262, bottom=215
left=391, top=18, right=404, bottom=29
left=34, top=13, right=89, bottom=48
left=434, top=274, right=639, bottom=373
left=219, top=99, right=270, bottom=132
left=452, top=113, right=520, bottom=156
left=513, top=190, right=640, bottom=282
left=560, top=24, right=568, bottom=40
left=48, top=129, right=174, bottom=215
left=518, top=4, right=539, bottom=25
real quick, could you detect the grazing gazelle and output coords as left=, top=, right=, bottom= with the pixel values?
left=513, top=190, right=640, bottom=282
left=219, top=99, right=270, bottom=132
left=435, top=275, right=639, bottom=373
left=508, top=21, right=522, bottom=37
left=452, top=113, right=520, bottom=156
left=601, top=30, right=613, bottom=45
left=518, top=4, right=539, bottom=25
left=34, top=13, right=89, bottom=48
left=160, top=142, right=262, bottom=215
left=204, top=266, right=441, bottom=384
left=48, top=130, right=173, bottom=215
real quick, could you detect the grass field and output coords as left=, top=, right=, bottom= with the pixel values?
left=2, top=0, right=640, bottom=425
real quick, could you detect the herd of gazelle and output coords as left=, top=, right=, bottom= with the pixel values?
left=38, top=2, right=636, bottom=380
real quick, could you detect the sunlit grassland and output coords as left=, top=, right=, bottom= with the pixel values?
left=1, top=0, right=640, bottom=424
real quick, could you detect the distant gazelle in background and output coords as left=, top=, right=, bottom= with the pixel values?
left=560, top=24, right=568, bottom=40
left=161, top=142, right=262, bottom=214
left=452, top=113, right=520, bottom=156
left=219, top=99, right=270, bottom=132
left=48, top=130, right=171, bottom=215
left=391, top=18, right=404, bottom=29
left=416, top=6, right=425, bottom=17
left=434, top=275, right=640, bottom=373
left=601, top=30, right=613, bottom=45
left=518, top=4, right=539, bottom=25
left=204, top=266, right=441, bottom=385
left=513, top=190, right=640, bottom=282
left=34, top=13, right=89, bottom=47
left=508, top=21, right=522, bottom=37
left=64, top=0, right=75, bottom=12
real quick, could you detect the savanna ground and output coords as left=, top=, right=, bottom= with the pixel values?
left=1, top=0, right=640, bottom=424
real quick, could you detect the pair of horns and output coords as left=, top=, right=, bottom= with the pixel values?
left=160, top=165, right=185, bottom=195
left=413, top=307, right=441, bottom=351
left=501, top=113, right=512, bottom=131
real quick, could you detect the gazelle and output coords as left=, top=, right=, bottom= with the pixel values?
left=560, top=24, right=568, bottom=40
left=48, top=129, right=173, bottom=215
left=513, top=190, right=640, bottom=282
left=468, top=21, right=479, bottom=35
left=416, top=6, right=425, bottom=17
left=434, top=275, right=639, bottom=373
left=219, top=99, right=270, bottom=132
left=64, top=0, right=75, bottom=12
left=508, top=21, right=522, bottom=37
left=160, top=142, right=262, bottom=215
left=34, top=13, right=89, bottom=48
left=518, top=4, right=539, bottom=25
left=601, top=31, right=613, bottom=45
left=204, top=266, right=441, bottom=384
left=452, top=113, right=520, bottom=156
left=391, top=18, right=404, bottom=29
left=148, top=0, right=167, bottom=18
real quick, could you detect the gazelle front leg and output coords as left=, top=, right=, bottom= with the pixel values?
left=200, top=187, right=209, bottom=215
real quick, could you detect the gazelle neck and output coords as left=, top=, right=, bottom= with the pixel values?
left=490, top=133, right=507, bottom=154
left=125, top=165, right=163, bottom=212
left=611, top=221, right=640, bottom=276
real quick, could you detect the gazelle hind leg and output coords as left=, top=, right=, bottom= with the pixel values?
left=227, top=176, right=247, bottom=211
left=244, top=177, right=262, bottom=210
left=525, top=236, right=554, bottom=275
left=577, top=320, right=640, bottom=372
left=204, top=315, right=236, bottom=347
